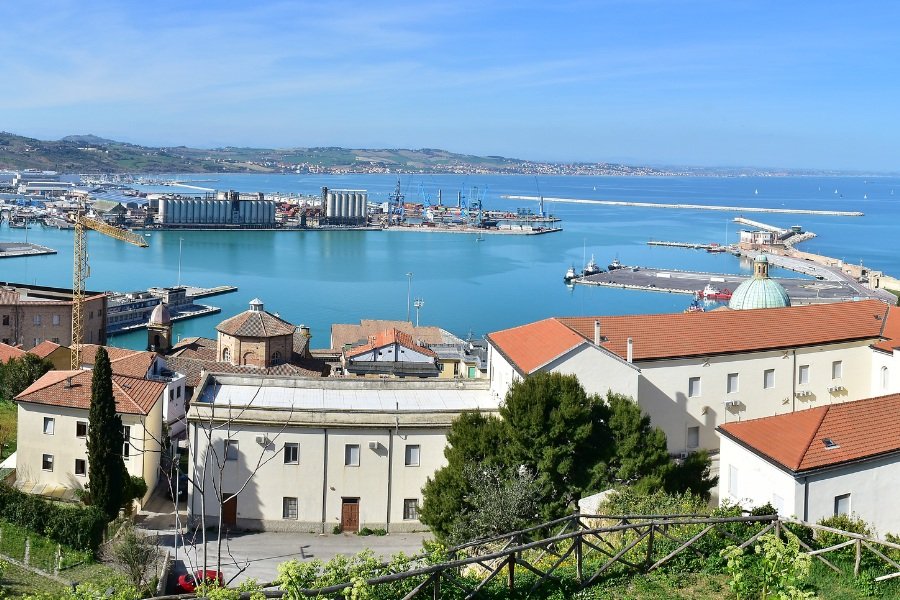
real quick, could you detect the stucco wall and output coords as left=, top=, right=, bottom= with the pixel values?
left=544, top=345, right=640, bottom=400
left=0, top=295, right=105, bottom=349
left=871, top=350, right=899, bottom=396
left=717, top=435, right=800, bottom=517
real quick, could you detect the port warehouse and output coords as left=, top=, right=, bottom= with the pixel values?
left=156, top=190, right=276, bottom=227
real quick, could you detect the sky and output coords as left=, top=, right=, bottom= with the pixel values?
left=1, top=1, right=899, bottom=171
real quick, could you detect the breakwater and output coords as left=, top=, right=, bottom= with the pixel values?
left=501, top=195, right=864, bottom=216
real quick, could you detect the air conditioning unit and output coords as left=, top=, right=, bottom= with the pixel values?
left=368, top=441, right=378, bottom=450
left=255, top=435, right=268, bottom=446
left=678, top=452, right=690, bottom=460
left=724, top=400, right=741, bottom=408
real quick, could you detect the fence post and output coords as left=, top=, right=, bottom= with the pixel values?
left=854, top=539, right=862, bottom=576
left=433, top=571, right=441, bottom=600
left=575, top=534, right=583, bottom=583
left=508, top=553, right=516, bottom=591
left=775, top=519, right=782, bottom=540
left=645, top=523, right=655, bottom=569
left=24, top=537, right=30, bottom=566
left=55, top=544, right=62, bottom=576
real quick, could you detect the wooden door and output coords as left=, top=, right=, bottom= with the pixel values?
left=222, top=493, right=237, bottom=528
left=341, top=499, right=359, bottom=532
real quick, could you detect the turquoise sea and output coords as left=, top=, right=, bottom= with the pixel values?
left=2, top=175, right=898, bottom=350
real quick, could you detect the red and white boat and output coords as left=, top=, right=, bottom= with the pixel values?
left=697, top=283, right=732, bottom=301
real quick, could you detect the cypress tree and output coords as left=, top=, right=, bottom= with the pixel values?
left=87, top=347, right=125, bottom=520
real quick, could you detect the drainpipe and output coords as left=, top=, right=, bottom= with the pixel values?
left=386, top=428, right=393, bottom=533
left=803, top=476, right=809, bottom=521
left=593, top=321, right=601, bottom=345
left=627, top=338, right=634, bottom=363
left=792, top=350, right=797, bottom=412
left=321, top=429, right=329, bottom=534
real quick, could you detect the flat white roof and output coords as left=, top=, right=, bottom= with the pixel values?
left=197, top=377, right=498, bottom=413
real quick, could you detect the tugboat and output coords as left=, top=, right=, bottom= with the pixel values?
left=564, top=265, right=577, bottom=282
left=608, top=257, right=624, bottom=271
left=697, top=283, right=733, bottom=301
left=583, top=255, right=602, bottom=277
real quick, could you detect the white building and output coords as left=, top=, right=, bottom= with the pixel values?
left=187, top=374, right=499, bottom=533
left=487, top=300, right=893, bottom=454
left=718, top=393, right=900, bottom=536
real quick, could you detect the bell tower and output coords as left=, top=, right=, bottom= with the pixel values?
left=147, top=303, right=173, bottom=353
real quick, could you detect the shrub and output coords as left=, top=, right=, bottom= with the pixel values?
left=0, top=484, right=106, bottom=553
left=721, top=533, right=814, bottom=599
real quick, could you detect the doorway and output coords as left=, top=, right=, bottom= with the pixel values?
left=340, top=498, right=359, bottom=532
left=222, top=493, right=237, bottom=528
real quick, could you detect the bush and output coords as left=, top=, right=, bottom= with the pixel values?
left=0, top=484, right=106, bottom=553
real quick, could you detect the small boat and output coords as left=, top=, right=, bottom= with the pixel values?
left=754, top=189, right=758, bottom=195
left=684, top=299, right=705, bottom=313
left=608, top=257, right=624, bottom=271
left=697, top=283, right=732, bottom=301
left=706, top=243, right=728, bottom=253
left=583, top=255, right=602, bottom=276
left=564, top=265, right=577, bottom=282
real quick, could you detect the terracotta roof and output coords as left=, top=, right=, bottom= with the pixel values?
left=486, top=318, right=589, bottom=375
left=345, top=328, right=437, bottom=359
left=166, top=355, right=327, bottom=388
left=16, top=369, right=166, bottom=415
left=331, top=320, right=447, bottom=351
left=29, top=340, right=63, bottom=359
left=170, top=337, right=218, bottom=361
left=216, top=310, right=296, bottom=338
left=718, top=393, right=900, bottom=473
left=0, top=342, right=26, bottom=363
left=874, top=305, right=900, bottom=353
left=557, top=300, right=888, bottom=362
left=79, top=344, right=157, bottom=378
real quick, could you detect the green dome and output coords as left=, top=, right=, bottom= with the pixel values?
left=728, top=262, right=791, bottom=310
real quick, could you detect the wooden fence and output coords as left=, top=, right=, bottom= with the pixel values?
left=164, top=512, right=900, bottom=599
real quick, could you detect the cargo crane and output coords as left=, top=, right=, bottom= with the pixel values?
left=387, top=179, right=405, bottom=225
left=70, top=201, right=149, bottom=369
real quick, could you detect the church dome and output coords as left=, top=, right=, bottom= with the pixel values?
left=149, top=302, right=172, bottom=325
left=728, top=255, right=791, bottom=310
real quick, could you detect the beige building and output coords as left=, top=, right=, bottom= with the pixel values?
left=0, top=282, right=106, bottom=350
left=14, top=369, right=167, bottom=506
left=488, top=300, right=893, bottom=455
left=187, top=374, right=499, bottom=533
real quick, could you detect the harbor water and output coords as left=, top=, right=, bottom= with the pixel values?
left=2, top=175, right=898, bottom=350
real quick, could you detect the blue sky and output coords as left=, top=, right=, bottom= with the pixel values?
left=2, top=1, right=898, bottom=170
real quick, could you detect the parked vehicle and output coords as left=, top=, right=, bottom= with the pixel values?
left=176, top=570, right=224, bottom=593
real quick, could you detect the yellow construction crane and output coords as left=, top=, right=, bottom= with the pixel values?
left=70, top=201, right=149, bottom=369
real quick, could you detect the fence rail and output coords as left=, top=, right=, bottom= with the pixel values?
left=161, top=513, right=900, bottom=599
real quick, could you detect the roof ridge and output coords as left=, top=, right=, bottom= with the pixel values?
left=795, top=406, right=831, bottom=470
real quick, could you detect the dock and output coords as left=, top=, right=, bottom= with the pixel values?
left=0, top=242, right=57, bottom=259
left=647, top=241, right=733, bottom=251
left=501, top=195, right=864, bottom=217
left=183, top=285, right=238, bottom=299
left=576, top=267, right=870, bottom=304
left=108, top=305, right=222, bottom=335
left=385, top=225, right=561, bottom=235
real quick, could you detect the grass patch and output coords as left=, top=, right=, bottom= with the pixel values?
left=0, top=519, right=92, bottom=573
left=885, top=288, right=900, bottom=306
left=0, top=401, right=17, bottom=459
left=1, top=559, right=67, bottom=597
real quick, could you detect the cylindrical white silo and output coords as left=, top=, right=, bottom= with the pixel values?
left=159, top=199, right=168, bottom=224
left=174, top=199, right=182, bottom=223
left=253, top=200, right=260, bottom=223
left=342, top=192, right=350, bottom=218
left=355, top=193, right=363, bottom=219
left=361, top=193, right=368, bottom=219
left=328, top=192, right=336, bottom=217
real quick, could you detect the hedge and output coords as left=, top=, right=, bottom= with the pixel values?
left=0, top=484, right=106, bottom=553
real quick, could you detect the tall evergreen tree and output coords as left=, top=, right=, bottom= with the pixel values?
left=87, top=347, right=125, bottom=520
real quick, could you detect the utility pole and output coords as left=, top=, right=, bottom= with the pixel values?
left=414, top=298, right=424, bottom=327
left=406, top=272, right=413, bottom=322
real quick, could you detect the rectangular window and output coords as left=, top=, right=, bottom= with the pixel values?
left=75, top=459, right=86, bottom=476
left=834, top=493, right=851, bottom=516
left=177, top=387, right=181, bottom=398
left=832, top=360, right=843, bottom=380
left=688, top=377, right=701, bottom=398
left=33, top=315, right=41, bottom=325
left=225, top=439, right=239, bottom=461
left=687, top=426, right=699, bottom=449
left=52, top=314, right=60, bottom=326
left=727, top=373, right=739, bottom=394
left=123, top=426, right=131, bottom=458
left=169, top=389, right=174, bottom=401
left=1, top=315, right=8, bottom=326
left=76, top=421, right=88, bottom=438
left=763, top=369, right=775, bottom=389
left=728, top=465, right=738, bottom=497
left=43, top=417, right=55, bottom=435
left=403, top=499, right=419, bottom=520
left=405, top=444, right=421, bottom=467
left=42, top=454, right=54, bottom=471
left=282, top=497, right=298, bottom=519
left=344, top=444, right=360, bottom=467
left=799, top=365, right=810, bottom=385
left=283, top=442, right=299, bottom=464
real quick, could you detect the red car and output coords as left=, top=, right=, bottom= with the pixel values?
left=176, top=570, right=225, bottom=593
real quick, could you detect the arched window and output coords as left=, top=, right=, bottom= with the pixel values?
left=223, top=348, right=231, bottom=362
left=272, top=350, right=282, bottom=365
left=883, top=366, right=890, bottom=391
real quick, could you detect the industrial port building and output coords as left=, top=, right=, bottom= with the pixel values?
left=156, top=191, right=276, bottom=227
left=322, top=187, right=368, bottom=226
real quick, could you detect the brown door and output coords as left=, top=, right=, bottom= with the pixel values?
left=222, top=494, right=237, bottom=528
left=341, top=499, right=359, bottom=532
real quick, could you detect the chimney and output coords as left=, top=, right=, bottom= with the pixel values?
left=65, top=376, right=73, bottom=388
left=593, top=321, right=601, bottom=345
left=627, top=337, right=634, bottom=363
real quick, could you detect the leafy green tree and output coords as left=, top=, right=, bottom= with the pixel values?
left=665, top=449, right=718, bottom=498
left=86, top=347, right=125, bottom=521
left=448, top=464, right=541, bottom=544
left=0, top=353, right=53, bottom=402
left=605, top=392, right=672, bottom=492
left=500, top=373, right=612, bottom=519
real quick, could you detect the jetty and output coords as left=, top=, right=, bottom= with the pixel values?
left=501, top=195, right=864, bottom=217
left=183, top=284, right=237, bottom=299
left=647, top=241, right=732, bottom=251
left=0, top=242, right=57, bottom=259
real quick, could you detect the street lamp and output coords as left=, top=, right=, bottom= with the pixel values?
left=414, top=298, right=424, bottom=327
left=406, top=272, right=413, bottom=322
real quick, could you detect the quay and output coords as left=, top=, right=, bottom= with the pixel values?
left=108, top=305, right=221, bottom=335
left=576, top=266, right=873, bottom=304
left=0, top=242, right=57, bottom=258
left=647, top=241, right=731, bottom=251
left=106, top=284, right=237, bottom=336
left=501, top=195, right=864, bottom=217
left=385, top=224, right=561, bottom=235
left=182, top=284, right=238, bottom=299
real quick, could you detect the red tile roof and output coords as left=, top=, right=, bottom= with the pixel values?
left=0, top=342, right=26, bottom=363
left=488, top=301, right=888, bottom=372
left=29, top=340, right=63, bottom=359
left=15, top=369, right=166, bottom=415
left=874, top=305, right=900, bottom=353
left=79, top=344, right=157, bottom=378
left=718, top=394, right=900, bottom=473
left=486, top=318, right=589, bottom=375
left=345, top=328, right=437, bottom=359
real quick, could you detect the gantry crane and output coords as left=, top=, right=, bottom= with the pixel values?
left=70, top=201, right=149, bottom=369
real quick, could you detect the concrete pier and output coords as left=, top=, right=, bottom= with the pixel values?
left=502, top=195, right=864, bottom=217
left=0, top=242, right=57, bottom=258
